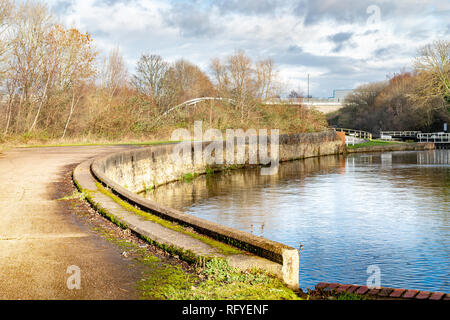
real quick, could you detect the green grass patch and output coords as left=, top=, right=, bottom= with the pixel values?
left=92, top=226, right=198, bottom=300
left=205, top=166, right=217, bottom=176
left=347, top=139, right=401, bottom=149
left=142, top=181, right=155, bottom=193
left=333, top=292, right=368, bottom=300
left=56, top=190, right=87, bottom=201
left=93, top=214, right=301, bottom=300
left=138, top=255, right=198, bottom=300
left=139, top=258, right=301, bottom=300
left=73, top=178, right=129, bottom=229
left=181, top=172, right=199, bottom=182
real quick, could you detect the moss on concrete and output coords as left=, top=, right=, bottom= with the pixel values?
left=94, top=182, right=242, bottom=256
left=86, top=191, right=130, bottom=229
left=73, top=176, right=129, bottom=229
left=181, top=172, right=198, bottom=182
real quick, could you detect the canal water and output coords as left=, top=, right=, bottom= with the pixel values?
left=142, top=150, right=450, bottom=292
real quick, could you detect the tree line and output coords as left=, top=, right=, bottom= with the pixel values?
left=0, top=1, right=327, bottom=143
left=328, top=40, right=450, bottom=134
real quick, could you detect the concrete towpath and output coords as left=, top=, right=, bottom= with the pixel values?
left=0, top=145, right=142, bottom=299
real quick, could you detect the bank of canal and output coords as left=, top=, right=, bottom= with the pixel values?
left=143, top=149, right=449, bottom=293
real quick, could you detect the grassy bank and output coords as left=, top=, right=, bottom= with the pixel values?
left=346, top=139, right=401, bottom=149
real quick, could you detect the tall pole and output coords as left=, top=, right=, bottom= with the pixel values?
left=307, top=73, right=310, bottom=103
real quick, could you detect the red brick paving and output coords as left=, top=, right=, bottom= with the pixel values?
left=378, top=288, right=393, bottom=297
left=347, top=285, right=360, bottom=293
left=415, top=291, right=431, bottom=300
left=313, top=282, right=448, bottom=300
left=389, top=288, right=406, bottom=298
left=355, top=286, right=369, bottom=295
left=368, top=289, right=381, bottom=296
left=403, top=290, right=419, bottom=299
left=336, top=284, right=352, bottom=293
left=429, top=292, right=445, bottom=301
left=315, top=282, right=328, bottom=289
left=327, top=283, right=340, bottom=289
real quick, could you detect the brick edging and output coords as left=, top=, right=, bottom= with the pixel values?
left=315, top=282, right=449, bottom=300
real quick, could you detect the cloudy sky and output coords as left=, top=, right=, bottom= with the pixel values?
left=46, top=0, right=449, bottom=97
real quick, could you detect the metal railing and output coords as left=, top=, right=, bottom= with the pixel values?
left=380, top=131, right=421, bottom=137
left=417, top=132, right=450, bottom=143
left=333, top=128, right=373, bottom=141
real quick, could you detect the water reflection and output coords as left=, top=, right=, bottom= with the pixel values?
left=417, top=150, right=450, bottom=165
left=142, top=150, right=450, bottom=292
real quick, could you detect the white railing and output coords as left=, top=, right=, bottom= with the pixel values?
left=380, top=131, right=421, bottom=137
left=151, top=97, right=235, bottom=128
left=417, top=132, right=450, bottom=143
left=333, top=128, right=373, bottom=141
left=345, top=134, right=367, bottom=146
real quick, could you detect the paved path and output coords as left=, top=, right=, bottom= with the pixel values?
left=0, top=145, right=141, bottom=299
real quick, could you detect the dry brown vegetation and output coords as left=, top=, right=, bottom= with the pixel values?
left=0, top=1, right=327, bottom=146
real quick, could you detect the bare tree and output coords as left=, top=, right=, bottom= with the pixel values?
left=101, top=46, right=127, bottom=104
left=8, top=1, right=55, bottom=133
left=0, top=0, right=12, bottom=76
left=210, top=50, right=280, bottom=119
left=255, top=58, right=278, bottom=100
left=288, top=90, right=302, bottom=99
left=415, top=40, right=450, bottom=106
left=57, top=27, right=97, bottom=138
left=132, top=54, right=168, bottom=105
left=0, top=0, right=14, bottom=135
left=164, top=59, right=214, bottom=102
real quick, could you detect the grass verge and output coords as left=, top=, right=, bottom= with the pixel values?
left=138, top=256, right=301, bottom=300
left=346, top=139, right=401, bottom=149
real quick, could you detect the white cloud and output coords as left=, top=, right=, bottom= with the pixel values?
left=47, top=0, right=449, bottom=97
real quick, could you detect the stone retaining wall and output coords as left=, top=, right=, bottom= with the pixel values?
left=95, top=131, right=345, bottom=193
left=90, top=131, right=345, bottom=288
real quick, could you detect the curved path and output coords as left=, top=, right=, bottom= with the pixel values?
left=0, top=145, right=141, bottom=299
